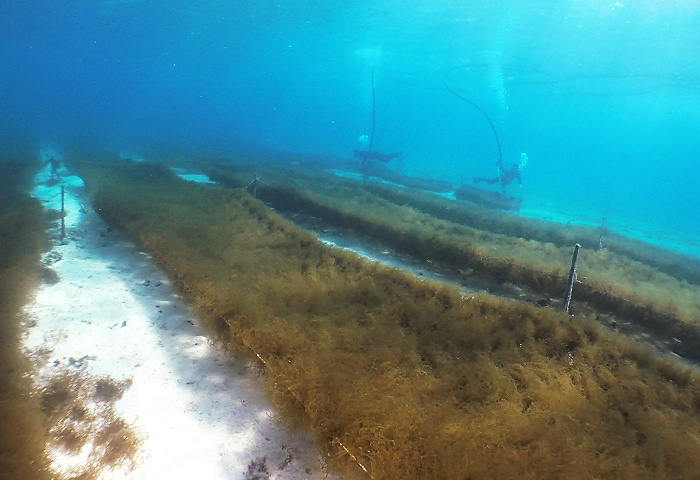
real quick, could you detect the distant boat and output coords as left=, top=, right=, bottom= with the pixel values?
left=454, top=184, right=523, bottom=211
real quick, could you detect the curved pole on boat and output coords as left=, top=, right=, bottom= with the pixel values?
left=444, top=65, right=503, bottom=165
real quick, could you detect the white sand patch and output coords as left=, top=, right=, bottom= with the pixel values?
left=22, top=160, right=342, bottom=480
left=172, top=167, right=217, bottom=184
left=119, top=151, right=149, bottom=163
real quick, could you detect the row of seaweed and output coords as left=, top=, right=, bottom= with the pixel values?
left=1, top=150, right=142, bottom=480
left=70, top=152, right=700, bottom=480
left=361, top=183, right=700, bottom=286
left=194, top=160, right=700, bottom=360
left=208, top=155, right=700, bottom=289
left=0, top=156, right=53, bottom=480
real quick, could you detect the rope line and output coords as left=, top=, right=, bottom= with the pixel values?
left=66, top=190, right=88, bottom=201
left=243, top=341, right=373, bottom=479
left=42, top=186, right=88, bottom=202
left=334, top=439, right=373, bottom=478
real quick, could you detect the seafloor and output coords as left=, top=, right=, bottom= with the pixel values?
left=4, top=147, right=700, bottom=480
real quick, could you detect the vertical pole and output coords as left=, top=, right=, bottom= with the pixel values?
left=245, top=174, right=259, bottom=198
left=60, top=186, right=66, bottom=243
left=598, top=233, right=603, bottom=251
left=563, top=243, right=581, bottom=314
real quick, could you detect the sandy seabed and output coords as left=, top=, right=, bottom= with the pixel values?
left=22, top=156, right=341, bottom=480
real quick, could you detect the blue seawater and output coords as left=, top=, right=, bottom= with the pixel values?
left=1, top=1, right=699, bottom=256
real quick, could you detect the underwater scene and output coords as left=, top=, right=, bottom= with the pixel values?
left=2, top=1, right=700, bottom=479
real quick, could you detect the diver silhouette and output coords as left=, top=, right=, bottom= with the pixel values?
left=473, top=158, right=522, bottom=197
left=46, top=156, right=61, bottom=179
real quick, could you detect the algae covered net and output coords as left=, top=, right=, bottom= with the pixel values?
left=73, top=154, right=700, bottom=480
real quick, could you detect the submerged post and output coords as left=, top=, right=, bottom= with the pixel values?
left=244, top=173, right=266, bottom=199
left=562, top=243, right=581, bottom=314
left=244, top=174, right=258, bottom=198
left=60, top=186, right=66, bottom=243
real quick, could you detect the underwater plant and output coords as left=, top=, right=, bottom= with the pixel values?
left=0, top=158, right=53, bottom=480
left=70, top=153, right=700, bottom=480
left=198, top=159, right=700, bottom=360
left=39, top=371, right=141, bottom=479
